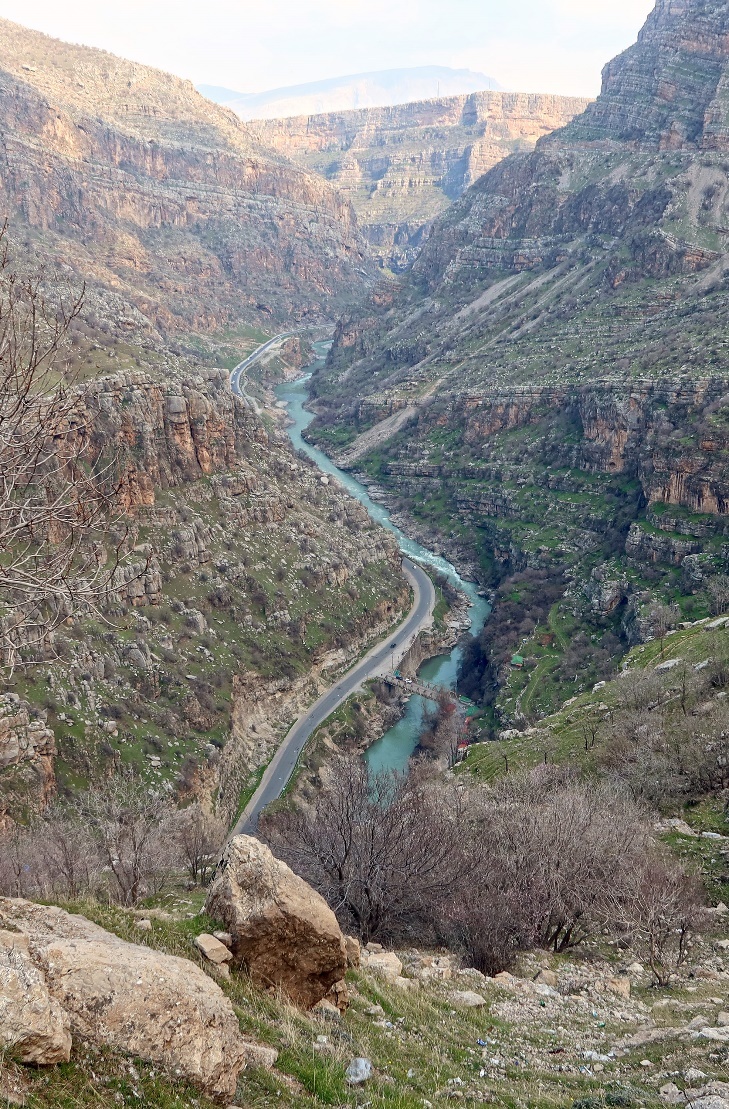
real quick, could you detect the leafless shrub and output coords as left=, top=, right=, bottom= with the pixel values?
left=611, top=849, right=703, bottom=986
left=708, top=574, right=729, bottom=617
left=76, top=775, right=176, bottom=906
left=168, top=802, right=227, bottom=886
left=264, top=759, right=700, bottom=977
left=441, top=769, right=654, bottom=973
left=35, top=806, right=100, bottom=900
left=263, top=756, right=470, bottom=943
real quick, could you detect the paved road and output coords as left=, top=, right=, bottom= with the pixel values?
left=232, top=557, right=436, bottom=836
left=230, top=329, right=318, bottom=414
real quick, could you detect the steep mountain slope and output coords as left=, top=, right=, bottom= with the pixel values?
left=199, top=66, right=500, bottom=120
left=0, top=367, right=406, bottom=825
left=0, top=17, right=371, bottom=370
left=307, top=0, right=729, bottom=720
left=250, top=92, right=590, bottom=270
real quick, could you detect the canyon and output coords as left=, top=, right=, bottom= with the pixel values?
left=0, top=362, right=407, bottom=826
left=250, top=91, right=590, bottom=270
left=0, top=16, right=372, bottom=376
left=307, top=0, right=729, bottom=720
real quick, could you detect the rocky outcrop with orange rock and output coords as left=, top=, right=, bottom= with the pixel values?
left=206, top=836, right=348, bottom=1010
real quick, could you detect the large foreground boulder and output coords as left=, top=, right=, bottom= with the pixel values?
left=0, top=899, right=252, bottom=1101
left=0, top=937, right=71, bottom=1065
left=206, top=835, right=347, bottom=1009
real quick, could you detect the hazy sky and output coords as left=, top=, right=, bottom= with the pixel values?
left=0, top=0, right=656, bottom=96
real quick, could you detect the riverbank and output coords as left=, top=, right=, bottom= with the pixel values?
left=271, top=573, right=472, bottom=808
left=268, top=359, right=491, bottom=781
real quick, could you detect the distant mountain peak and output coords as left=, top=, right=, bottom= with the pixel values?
left=198, top=66, right=501, bottom=121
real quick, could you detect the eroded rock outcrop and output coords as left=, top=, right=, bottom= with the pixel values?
left=206, top=836, right=347, bottom=1009
left=0, top=935, right=71, bottom=1065
left=0, top=16, right=371, bottom=341
left=0, top=898, right=256, bottom=1100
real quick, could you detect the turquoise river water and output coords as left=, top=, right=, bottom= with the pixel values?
left=275, top=344, right=490, bottom=775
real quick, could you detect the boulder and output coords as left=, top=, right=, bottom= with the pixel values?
left=606, top=976, right=631, bottom=1000
left=39, top=938, right=247, bottom=1099
left=241, top=1042, right=278, bottom=1070
left=344, top=935, right=361, bottom=968
left=346, top=1058, right=373, bottom=1085
left=0, top=944, right=72, bottom=1065
left=324, top=978, right=349, bottom=1012
left=361, top=950, right=403, bottom=982
left=195, top=933, right=234, bottom=966
left=0, top=898, right=249, bottom=1100
left=450, top=990, right=487, bottom=1008
left=205, top=836, right=347, bottom=1009
left=534, top=969, right=557, bottom=987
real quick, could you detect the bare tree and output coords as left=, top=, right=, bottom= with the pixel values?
left=615, top=850, right=702, bottom=986
left=0, top=228, right=133, bottom=669
left=647, top=602, right=676, bottom=659
left=79, top=774, right=174, bottom=906
left=263, top=756, right=469, bottom=942
left=169, top=802, right=226, bottom=886
left=37, top=806, right=99, bottom=900
left=708, top=574, right=729, bottom=617
left=419, top=690, right=463, bottom=767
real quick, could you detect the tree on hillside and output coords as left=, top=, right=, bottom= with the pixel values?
left=262, top=756, right=468, bottom=942
left=0, top=228, right=133, bottom=669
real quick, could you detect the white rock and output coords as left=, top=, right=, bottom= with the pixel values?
left=194, top=933, right=233, bottom=965
left=363, top=951, right=403, bottom=983
left=450, top=990, right=487, bottom=1008
left=346, top=1058, right=373, bottom=1085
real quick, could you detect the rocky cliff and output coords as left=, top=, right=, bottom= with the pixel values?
left=307, top=0, right=729, bottom=718
left=0, top=17, right=372, bottom=365
left=0, top=368, right=407, bottom=822
left=250, top=92, right=590, bottom=271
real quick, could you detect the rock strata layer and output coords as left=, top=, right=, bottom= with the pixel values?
left=0, top=16, right=371, bottom=344
left=306, top=0, right=729, bottom=716
left=251, top=92, right=589, bottom=270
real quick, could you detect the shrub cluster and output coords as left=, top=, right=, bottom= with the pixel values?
left=0, top=777, right=225, bottom=906
left=264, top=757, right=702, bottom=984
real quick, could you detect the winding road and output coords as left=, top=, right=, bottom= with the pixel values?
left=230, top=329, right=318, bottom=414
left=232, top=557, right=436, bottom=835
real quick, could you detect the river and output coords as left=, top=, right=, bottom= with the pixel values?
left=275, top=342, right=490, bottom=775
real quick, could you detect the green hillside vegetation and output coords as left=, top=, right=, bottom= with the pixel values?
left=7, top=893, right=729, bottom=1109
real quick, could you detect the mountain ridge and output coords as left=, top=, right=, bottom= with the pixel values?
left=0, top=15, right=372, bottom=371
left=248, top=90, right=591, bottom=271
left=306, top=0, right=729, bottom=720
left=199, top=66, right=501, bottom=121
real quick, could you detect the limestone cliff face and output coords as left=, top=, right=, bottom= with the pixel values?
left=1, top=362, right=407, bottom=822
left=309, top=0, right=729, bottom=706
left=82, top=369, right=262, bottom=509
left=0, top=696, right=56, bottom=825
left=250, top=92, right=590, bottom=270
left=561, top=0, right=729, bottom=150
left=0, top=17, right=372, bottom=339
